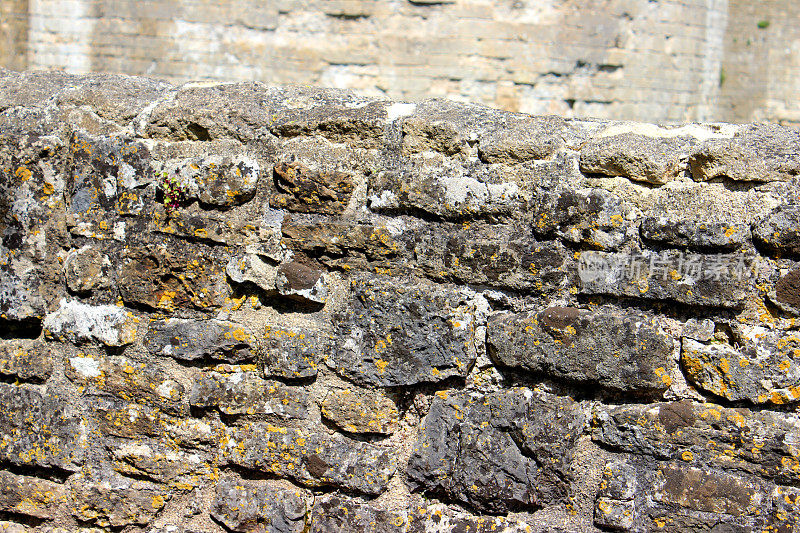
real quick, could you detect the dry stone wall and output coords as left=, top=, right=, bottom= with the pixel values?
left=1, top=69, right=800, bottom=532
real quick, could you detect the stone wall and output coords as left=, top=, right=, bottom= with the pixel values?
left=2, top=0, right=800, bottom=124
left=2, top=69, right=800, bottom=532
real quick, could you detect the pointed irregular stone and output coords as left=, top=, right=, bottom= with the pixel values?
left=0, top=470, right=69, bottom=519
left=681, top=329, right=800, bottom=405
left=407, top=388, right=584, bottom=513
left=592, top=401, right=800, bottom=485
left=43, top=299, right=137, bottom=346
left=190, top=371, right=308, bottom=419
left=753, top=204, right=800, bottom=255
left=487, top=306, right=674, bottom=395
left=144, top=318, right=254, bottom=363
left=0, top=384, right=85, bottom=472
left=221, top=423, right=396, bottom=496
left=321, top=387, right=399, bottom=435
left=160, top=154, right=260, bottom=207
left=329, top=275, right=477, bottom=387
left=261, top=325, right=329, bottom=380
left=579, top=134, right=694, bottom=185
left=211, top=475, right=308, bottom=533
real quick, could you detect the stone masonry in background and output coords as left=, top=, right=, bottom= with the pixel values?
left=1, top=69, right=800, bottom=531
left=1, top=0, right=800, bottom=125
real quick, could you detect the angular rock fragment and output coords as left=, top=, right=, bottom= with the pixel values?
left=108, top=435, right=213, bottom=486
left=330, top=276, right=477, bottom=387
left=592, top=401, right=800, bottom=485
left=144, top=318, right=254, bottom=363
left=64, top=246, right=113, bottom=293
left=321, top=387, right=399, bottom=435
left=43, top=299, right=137, bottom=346
left=281, top=221, right=400, bottom=261
left=276, top=260, right=329, bottom=305
left=580, top=134, right=693, bottom=185
left=222, top=423, right=396, bottom=496
left=488, top=306, right=674, bottom=394
left=0, top=470, right=69, bottom=519
left=773, top=267, right=800, bottom=315
left=225, top=253, right=278, bottom=291
left=640, top=216, right=748, bottom=251
left=190, top=371, right=308, bottom=419
left=271, top=161, right=354, bottom=214
left=682, top=330, right=800, bottom=405
left=753, top=204, right=800, bottom=256
left=210, top=475, right=308, bottom=532
left=578, top=250, right=757, bottom=308
left=261, top=325, right=328, bottom=380
left=0, top=384, right=85, bottom=472
left=407, top=388, right=584, bottom=513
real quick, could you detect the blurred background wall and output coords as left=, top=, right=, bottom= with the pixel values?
left=1, top=0, right=798, bottom=124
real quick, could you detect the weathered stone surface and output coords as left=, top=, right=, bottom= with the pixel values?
left=107, top=434, right=214, bottom=486
left=594, top=460, right=637, bottom=531
left=144, top=318, right=254, bottom=363
left=321, top=387, right=399, bottom=434
left=71, top=480, right=170, bottom=527
left=653, top=462, right=764, bottom=516
left=225, top=253, right=278, bottom=291
left=308, top=494, right=535, bottom=533
left=773, top=267, right=800, bottom=314
left=478, top=116, right=567, bottom=163
left=210, top=475, right=308, bottom=533
left=117, top=242, right=228, bottom=312
left=368, top=156, right=522, bottom=220
left=578, top=250, right=757, bottom=308
left=281, top=220, right=400, bottom=261
left=769, top=485, right=800, bottom=533
left=532, top=186, right=636, bottom=250
left=580, top=134, right=693, bottom=185
left=488, top=306, right=674, bottom=394
left=66, top=353, right=185, bottom=414
left=276, top=261, right=329, bottom=305
left=409, top=223, right=574, bottom=292
left=689, top=123, right=800, bottom=182
left=640, top=216, right=749, bottom=251
left=43, top=299, right=137, bottom=346
left=682, top=329, right=800, bottom=405
left=754, top=204, right=800, bottom=256
left=0, top=384, right=85, bottom=472
left=0, top=470, right=69, bottom=519
left=271, top=161, right=355, bottom=214
left=160, top=154, right=260, bottom=207
left=190, top=371, right=308, bottom=419
left=0, top=340, right=54, bottom=382
left=329, top=276, right=477, bottom=387
left=261, top=325, right=329, bottom=380
left=64, top=246, right=113, bottom=293
left=222, top=423, right=396, bottom=495
left=592, top=401, right=800, bottom=485
left=407, top=388, right=584, bottom=513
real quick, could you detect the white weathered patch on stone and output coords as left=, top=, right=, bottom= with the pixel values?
left=367, top=190, right=398, bottom=210
left=599, top=122, right=739, bottom=141
left=44, top=299, right=137, bottom=346
left=69, top=355, right=102, bottom=378
left=225, top=254, right=277, bottom=291
left=386, top=102, right=416, bottom=122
